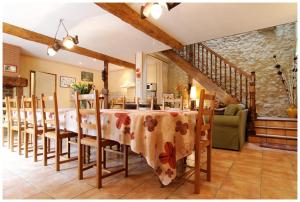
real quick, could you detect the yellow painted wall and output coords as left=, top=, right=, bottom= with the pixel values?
left=108, top=68, right=135, bottom=100
left=19, top=55, right=103, bottom=108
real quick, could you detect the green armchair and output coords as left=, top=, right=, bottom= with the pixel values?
left=212, top=104, right=248, bottom=151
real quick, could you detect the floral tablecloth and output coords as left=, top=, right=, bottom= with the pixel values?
left=11, top=109, right=199, bottom=186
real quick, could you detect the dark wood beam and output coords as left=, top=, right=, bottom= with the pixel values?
left=95, top=3, right=183, bottom=50
left=3, top=76, right=28, bottom=87
left=103, top=61, right=109, bottom=108
left=3, top=22, right=135, bottom=69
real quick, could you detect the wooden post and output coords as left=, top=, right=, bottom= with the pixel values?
left=102, top=61, right=109, bottom=109
left=248, top=71, right=256, bottom=136
left=249, top=71, right=256, bottom=121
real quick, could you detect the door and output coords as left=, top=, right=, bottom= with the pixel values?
left=32, top=71, right=56, bottom=97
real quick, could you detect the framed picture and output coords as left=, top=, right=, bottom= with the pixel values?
left=4, top=64, right=17, bottom=73
left=60, top=76, right=76, bottom=88
left=81, top=71, right=93, bottom=82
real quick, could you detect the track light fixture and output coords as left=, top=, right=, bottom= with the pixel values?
left=141, top=2, right=180, bottom=19
left=47, top=19, right=79, bottom=56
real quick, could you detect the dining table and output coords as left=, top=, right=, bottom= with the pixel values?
left=11, top=108, right=200, bottom=186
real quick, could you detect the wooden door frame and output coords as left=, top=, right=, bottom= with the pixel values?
left=29, top=70, right=57, bottom=96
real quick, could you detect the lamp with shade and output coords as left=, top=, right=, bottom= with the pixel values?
left=190, top=86, right=199, bottom=110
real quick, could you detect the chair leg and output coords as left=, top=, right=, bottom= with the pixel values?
left=33, top=134, right=38, bottom=162
left=25, top=133, right=29, bottom=158
left=18, top=130, right=22, bottom=155
left=124, top=145, right=128, bottom=177
left=43, top=136, right=48, bottom=166
left=83, top=145, right=86, bottom=164
left=55, top=138, right=60, bottom=171
left=47, top=138, right=51, bottom=153
left=67, top=137, right=71, bottom=159
left=8, top=128, right=11, bottom=149
left=10, top=130, right=14, bottom=152
left=2, top=127, right=4, bottom=147
left=87, top=146, right=91, bottom=164
left=207, top=146, right=211, bottom=181
left=78, top=143, right=83, bottom=180
left=96, top=145, right=102, bottom=189
left=103, top=147, right=107, bottom=169
left=59, top=138, right=63, bottom=155
left=194, top=146, right=201, bottom=194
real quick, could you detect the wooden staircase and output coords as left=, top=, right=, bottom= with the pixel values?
left=249, top=117, right=297, bottom=150
left=162, top=42, right=298, bottom=150
left=162, top=42, right=257, bottom=125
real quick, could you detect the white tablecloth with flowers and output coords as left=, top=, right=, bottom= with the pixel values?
left=12, top=109, right=199, bottom=186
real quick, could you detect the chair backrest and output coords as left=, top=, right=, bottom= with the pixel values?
left=162, top=96, right=183, bottom=110
left=75, top=90, right=101, bottom=142
left=41, top=92, right=60, bottom=134
left=22, top=95, right=38, bottom=131
left=111, top=96, right=125, bottom=109
left=196, top=89, right=216, bottom=142
left=8, top=97, right=21, bottom=128
left=3, top=97, right=10, bottom=124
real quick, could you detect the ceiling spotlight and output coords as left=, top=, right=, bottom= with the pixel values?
left=47, top=42, right=60, bottom=56
left=47, top=19, right=79, bottom=56
left=151, top=3, right=162, bottom=19
left=63, top=35, right=75, bottom=49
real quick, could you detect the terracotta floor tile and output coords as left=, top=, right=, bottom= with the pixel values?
left=25, top=191, right=53, bottom=199
left=261, top=186, right=297, bottom=199
left=261, top=175, right=297, bottom=193
left=218, top=177, right=260, bottom=199
left=3, top=181, right=41, bottom=199
left=74, top=188, right=121, bottom=199
left=46, top=179, right=94, bottom=199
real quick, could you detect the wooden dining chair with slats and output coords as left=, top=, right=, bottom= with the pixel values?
left=162, top=96, right=183, bottom=110
left=41, top=92, right=78, bottom=171
left=75, top=90, right=129, bottom=189
left=2, top=97, right=11, bottom=148
left=192, top=89, right=216, bottom=194
left=22, top=95, right=51, bottom=161
left=8, top=97, right=24, bottom=154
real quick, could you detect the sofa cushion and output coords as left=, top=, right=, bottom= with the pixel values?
left=213, top=115, right=240, bottom=127
left=214, top=108, right=225, bottom=115
left=224, top=104, right=239, bottom=115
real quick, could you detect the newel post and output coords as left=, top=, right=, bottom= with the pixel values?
left=249, top=71, right=257, bottom=121
left=102, top=61, right=109, bottom=109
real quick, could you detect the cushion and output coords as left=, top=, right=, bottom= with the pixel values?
left=214, top=108, right=225, bottom=115
left=224, top=104, right=239, bottom=116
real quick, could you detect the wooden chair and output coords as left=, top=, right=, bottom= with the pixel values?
left=75, top=90, right=129, bottom=189
left=110, top=96, right=125, bottom=109
left=2, top=97, right=11, bottom=147
left=162, top=96, right=183, bottom=110
left=41, top=92, right=77, bottom=171
left=22, top=95, right=51, bottom=161
left=192, top=89, right=216, bottom=194
left=8, top=97, right=24, bottom=154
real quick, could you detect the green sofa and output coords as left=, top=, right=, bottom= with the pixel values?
left=212, top=104, right=248, bottom=151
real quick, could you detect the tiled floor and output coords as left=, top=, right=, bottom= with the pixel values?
left=1, top=142, right=297, bottom=199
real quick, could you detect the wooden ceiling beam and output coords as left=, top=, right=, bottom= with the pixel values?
left=3, top=22, right=135, bottom=69
left=95, top=3, right=183, bottom=50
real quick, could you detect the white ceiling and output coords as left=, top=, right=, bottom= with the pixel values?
left=2, top=2, right=297, bottom=71
left=129, top=3, right=297, bottom=45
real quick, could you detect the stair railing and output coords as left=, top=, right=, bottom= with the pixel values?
left=174, top=42, right=256, bottom=121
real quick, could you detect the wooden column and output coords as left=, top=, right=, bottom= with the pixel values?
left=102, top=61, right=109, bottom=109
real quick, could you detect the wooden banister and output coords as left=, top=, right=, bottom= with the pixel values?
left=173, top=41, right=256, bottom=118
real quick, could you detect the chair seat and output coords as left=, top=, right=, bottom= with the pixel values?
left=25, top=127, right=44, bottom=134
left=80, top=136, right=119, bottom=148
left=45, top=130, right=77, bottom=139
left=3, top=122, right=9, bottom=128
left=199, top=140, right=210, bottom=148
left=11, top=125, right=24, bottom=131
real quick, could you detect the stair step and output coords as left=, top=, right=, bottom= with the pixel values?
left=257, top=116, right=297, bottom=122
left=255, top=126, right=297, bottom=130
left=255, top=133, right=297, bottom=140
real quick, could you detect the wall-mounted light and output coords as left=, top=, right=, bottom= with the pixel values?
left=47, top=42, right=60, bottom=56
left=141, top=2, right=180, bottom=19
left=47, top=19, right=79, bottom=56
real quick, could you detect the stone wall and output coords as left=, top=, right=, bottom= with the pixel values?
left=204, top=22, right=296, bottom=117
